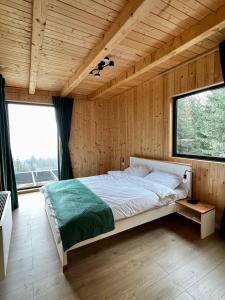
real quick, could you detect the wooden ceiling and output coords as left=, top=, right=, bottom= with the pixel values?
left=1, top=0, right=225, bottom=99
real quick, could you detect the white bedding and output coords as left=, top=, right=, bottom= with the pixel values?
left=78, top=173, right=187, bottom=221
left=44, top=172, right=188, bottom=244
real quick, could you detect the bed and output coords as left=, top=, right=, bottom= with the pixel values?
left=42, top=157, right=192, bottom=271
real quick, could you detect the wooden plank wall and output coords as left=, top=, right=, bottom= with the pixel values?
left=5, top=87, right=87, bottom=104
left=164, top=50, right=224, bottom=222
left=5, top=87, right=55, bottom=104
left=70, top=76, right=165, bottom=176
left=69, top=98, right=112, bottom=177
left=4, top=50, right=225, bottom=221
left=71, top=50, right=225, bottom=222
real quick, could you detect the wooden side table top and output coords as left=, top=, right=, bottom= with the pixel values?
left=176, top=198, right=215, bottom=214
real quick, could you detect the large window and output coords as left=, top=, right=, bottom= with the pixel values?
left=173, top=84, right=225, bottom=162
left=8, top=103, right=58, bottom=189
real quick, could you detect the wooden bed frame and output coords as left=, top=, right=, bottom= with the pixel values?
left=45, top=157, right=192, bottom=271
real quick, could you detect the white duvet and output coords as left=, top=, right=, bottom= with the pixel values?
left=79, top=173, right=181, bottom=221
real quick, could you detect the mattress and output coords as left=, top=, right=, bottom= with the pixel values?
left=79, top=173, right=187, bottom=220
left=45, top=173, right=187, bottom=217
left=44, top=173, right=188, bottom=244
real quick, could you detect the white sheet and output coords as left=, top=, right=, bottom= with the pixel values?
left=43, top=173, right=188, bottom=244
left=78, top=173, right=185, bottom=221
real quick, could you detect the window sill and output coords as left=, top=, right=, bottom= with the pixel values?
left=171, top=156, right=225, bottom=166
left=17, top=188, right=41, bottom=195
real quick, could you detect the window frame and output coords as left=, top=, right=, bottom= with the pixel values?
left=6, top=101, right=59, bottom=190
left=172, top=83, right=225, bottom=163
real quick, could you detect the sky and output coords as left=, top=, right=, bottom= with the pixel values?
left=8, top=104, right=58, bottom=161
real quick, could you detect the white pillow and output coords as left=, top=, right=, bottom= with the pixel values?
left=144, top=171, right=181, bottom=190
left=124, top=165, right=151, bottom=177
left=107, top=171, right=123, bottom=175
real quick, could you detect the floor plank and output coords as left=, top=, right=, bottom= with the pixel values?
left=1, top=192, right=225, bottom=300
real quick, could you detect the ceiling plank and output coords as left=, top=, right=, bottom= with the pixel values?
left=29, top=0, right=48, bottom=94
left=60, top=0, right=159, bottom=96
left=89, top=4, right=225, bottom=99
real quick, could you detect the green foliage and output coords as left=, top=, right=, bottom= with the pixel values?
left=13, top=156, right=58, bottom=173
left=176, top=86, right=225, bottom=158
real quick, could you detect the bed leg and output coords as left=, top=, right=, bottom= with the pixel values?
left=63, top=265, right=68, bottom=272
left=62, top=251, right=68, bottom=273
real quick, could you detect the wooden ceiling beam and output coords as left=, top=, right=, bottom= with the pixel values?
left=89, top=4, right=225, bottom=99
left=60, top=0, right=159, bottom=96
left=29, top=0, right=49, bottom=94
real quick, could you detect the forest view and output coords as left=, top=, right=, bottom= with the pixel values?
left=176, top=85, right=225, bottom=159
left=13, top=156, right=58, bottom=173
left=8, top=103, right=58, bottom=178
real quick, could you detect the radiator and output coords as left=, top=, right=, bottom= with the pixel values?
left=0, top=192, right=12, bottom=281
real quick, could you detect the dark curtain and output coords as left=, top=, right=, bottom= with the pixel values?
left=220, top=209, right=225, bottom=239
left=0, top=75, right=18, bottom=210
left=219, top=41, right=225, bottom=237
left=219, top=40, right=225, bottom=82
left=53, top=96, right=74, bottom=180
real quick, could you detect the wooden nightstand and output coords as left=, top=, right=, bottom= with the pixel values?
left=176, top=199, right=215, bottom=239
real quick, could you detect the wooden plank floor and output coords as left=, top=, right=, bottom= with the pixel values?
left=1, top=192, right=225, bottom=300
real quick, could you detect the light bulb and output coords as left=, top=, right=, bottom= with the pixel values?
left=103, top=57, right=109, bottom=63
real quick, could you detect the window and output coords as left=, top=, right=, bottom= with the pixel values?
left=173, top=84, right=225, bottom=162
left=8, top=103, right=58, bottom=189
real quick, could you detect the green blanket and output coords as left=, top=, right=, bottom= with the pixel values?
left=43, top=179, right=115, bottom=251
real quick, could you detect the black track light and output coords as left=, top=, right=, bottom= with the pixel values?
left=90, top=56, right=115, bottom=78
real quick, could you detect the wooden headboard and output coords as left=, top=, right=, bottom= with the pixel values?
left=130, top=157, right=192, bottom=198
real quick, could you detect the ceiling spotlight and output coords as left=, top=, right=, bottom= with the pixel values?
left=94, top=73, right=100, bottom=78
left=103, top=56, right=109, bottom=63
left=90, top=56, right=115, bottom=78
left=92, top=69, right=98, bottom=75
left=109, top=61, right=114, bottom=68
left=98, top=61, right=105, bottom=67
